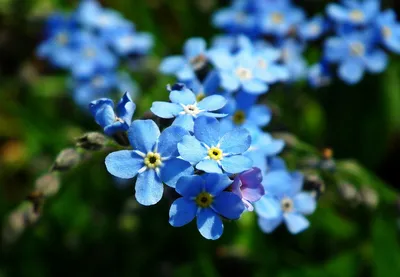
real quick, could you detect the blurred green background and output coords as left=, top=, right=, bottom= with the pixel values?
left=1, top=0, right=400, bottom=276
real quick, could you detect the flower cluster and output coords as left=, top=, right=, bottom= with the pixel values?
left=211, top=0, right=400, bottom=86
left=37, top=0, right=153, bottom=106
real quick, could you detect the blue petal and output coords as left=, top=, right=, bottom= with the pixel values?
left=178, top=135, right=208, bottom=163
left=176, top=175, right=204, bottom=197
left=220, top=72, right=240, bottom=91
left=169, top=197, right=197, bottom=227
left=104, top=121, right=129, bottom=136
left=193, top=116, right=220, bottom=147
left=208, top=49, right=234, bottom=70
left=158, top=125, right=189, bottom=157
left=196, top=159, right=222, bottom=174
left=197, top=95, right=227, bottom=111
left=254, top=195, right=282, bottom=219
left=116, top=92, right=135, bottom=123
left=283, top=213, right=310, bottom=234
left=135, top=169, right=163, bottom=206
left=221, top=155, right=252, bottom=174
left=242, top=79, right=268, bottom=95
left=128, top=120, right=159, bottom=153
left=248, top=105, right=271, bottom=127
left=184, top=37, right=206, bottom=59
left=169, top=88, right=196, bottom=105
left=338, top=59, right=364, bottom=84
left=159, top=56, right=186, bottom=74
left=196, top=208, right=224, bottom=240
left=105, top=150, right=143, bottom=179
left=293, top=192, right=316, bottom=215
left=263, top=170, right=292, bottom=196
left=203, top=173, right=232, bottom=195
left=213, top=192, right=244, bottom=219
left=366, top=50, right=388, bottom=73
left=177, top=65, right=196, bottom=81
left=258, top=216, right=283, bottom=233
left=219, top=128, right=251, bottom=154
left=172, top=114, right=195, bottom=132
left=160, top=158, right=194, bottom=188
left=150, top=102, right=182, bottom=118
left=326, top=4, right=347, bottom=21
left=95, top=104, right=115, bottom=128
left=203, top=70, right=220, bottom=94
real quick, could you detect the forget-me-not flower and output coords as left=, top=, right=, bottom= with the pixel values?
left=169, top=173, right=245, bottom=240
left=159, top=37, right=209, bottom=81
left=327, top=0, right=379, bottom=26
left=231, top=167, right=264, bottom=211
left=105, top=120, right=194, bottom=205
left=255, top=170, right=317, bottom=234
left=376, top=9, right=400, bottom=54
left=178, top=116, right=252, bottom=174
left=298, top=15, right=328, bottom=41
left=89, top=92, right=135, bottom=136
left=151, top=85, right=227, bottom=132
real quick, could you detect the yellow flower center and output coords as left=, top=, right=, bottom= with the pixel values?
left=208, top=147, right=223, bottom=161
left=195, top=192, right=213, bottom=208
left=350, top=42, right=365, bottom=56
left=56, top=33, right=68, bottom=45
left=271, top=12, right=284, bottom=24
left=233, top=110, right=246, bottom=125
left=382, top=26, right=392, bottom=38
left=350, top=10, right=364, bottom=22
left=144, top=152, right=162, bottom=169
left=235, top=67, right=253, bottom=80
left=196, top=93, right=206, bottom=102
left=281, top=197, right=294, bottom=213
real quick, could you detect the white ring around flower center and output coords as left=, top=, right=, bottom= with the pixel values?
left=180, top=103, right=203, bottom=116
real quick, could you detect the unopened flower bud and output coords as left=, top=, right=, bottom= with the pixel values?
left=51, top=148, right=80, bottom=171
left=359, top=186, right=379, bottom=209
left=76, top=132, right=106, bottom=151
left=35, top=173, right=60, bottom=197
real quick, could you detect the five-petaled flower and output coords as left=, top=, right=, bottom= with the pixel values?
left=178, top=116, right=253, bottom=174
left=169, top=173, right=245, bottom=240
left=105, top=120, right=194, bottom=205
left=151, top=85, right=227, bottom=132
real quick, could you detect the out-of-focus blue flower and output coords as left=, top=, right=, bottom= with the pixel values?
left=169, top=173, right=245, bottom=240
left=376, top=10, right=400, bottom=54
left=70, top=32, right=117, bottom=78
left=178, top=116, right=252, bottom=174
left=159, top=38, right=209, bottom=81
left=255, top=171, right=316, bottom=234
left=37, top=14, right=78, bottom=69
left=231, top=167, right=264, bottom=211
left=324, top=30, right=388, bottom=84
left=89, top=92, right=135, bottom=136
left=298, top=15, right=328, bottom=41
left=308, top=61, right=332, bottom=88
left=327, top=0, right=379, bottom=26
left=209, top=48, right=270, bottom=94
left=279, top=39, right=308, bottom=82
left=105, top=120, right=194, bottom=205
left=150, top=85, right=227, bottom=132
left=212, top=0, right=258, bottom=36
left=259, top=2, right=305, bottom=37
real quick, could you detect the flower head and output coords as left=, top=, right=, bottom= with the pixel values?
left=89, top=92, right=135, bottom=136
left=178, top=116, right=252, bottom=174
left=231, top=167, right=265, bottom=211
left=169, top=173, right=245, bottom=240
left=105, top=120, right=194, bottom=205
left=150, top=85, right=227, bottom=132
left=327, top=0, right=379, bottom=26
left=376, top=9, right=400, bottom=54
left=255, top=170, right=317, bottom=234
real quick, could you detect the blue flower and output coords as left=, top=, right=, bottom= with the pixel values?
left=279, top=39, right=307, bottom=82
left=36, top=13, right=78, bottom=69
left=150, top=85, right=227, bottom=132
left=159, top=37, right=209, bottom=81
left=89, top=92, right=135, bottom=136
left=298, top=15, right=328, bottom=41
left=324, top=30, right=388, bottom=84
left=178, top=116, right=252, bottom=174
left=327, top=0, right=379, bottom=26
left=255, top=171, right=317, bottom=234
left=169, top=173, right=245, bottom=240
left=376, top=10, right=400, bottom=54
left=259, top=2, right=305, bottom=37
left=70, top=32, right=117, bottom=78
left=208, top=48, right=270, bottom=94
left=105, top=120, right=194, bottom=205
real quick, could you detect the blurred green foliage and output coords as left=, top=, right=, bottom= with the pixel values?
left=0, top=0, right=400, bottom=277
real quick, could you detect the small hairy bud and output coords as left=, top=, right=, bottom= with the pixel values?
left=76, top=132, right=106, bottom=151
left=51, top=148, right=81, bottom=172
left=35, top=173, right=60, bottom=197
